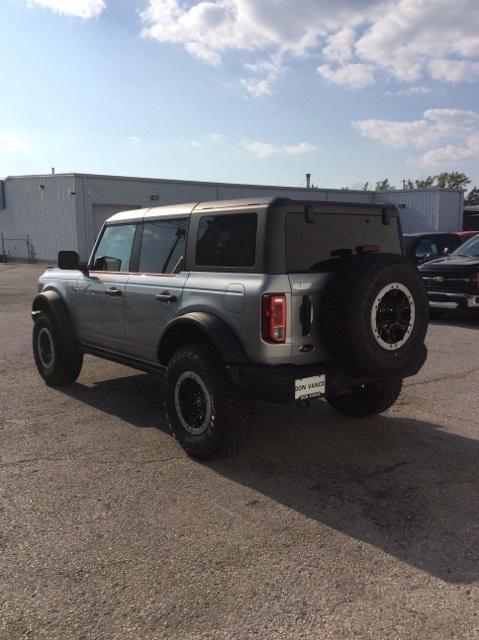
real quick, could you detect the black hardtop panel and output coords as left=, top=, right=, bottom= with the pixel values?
left=264, top=199, right=401, bottom=274
left=267, top=198, right=399, bottom=218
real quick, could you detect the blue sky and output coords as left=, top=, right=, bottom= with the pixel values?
left=1, top=0, right=478, bottom=190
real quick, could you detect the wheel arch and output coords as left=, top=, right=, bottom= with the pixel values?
left=32, top=290, right=77, bottom=342
left=157, top=312, right=249, bottom=367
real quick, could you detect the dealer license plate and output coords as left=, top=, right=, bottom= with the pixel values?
left=294, top=375, right=326, bottom=400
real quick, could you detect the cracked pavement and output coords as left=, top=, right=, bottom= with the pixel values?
left=1, top=263, right=479, bottom=640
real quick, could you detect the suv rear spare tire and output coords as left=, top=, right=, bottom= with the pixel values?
left=320, top=253, right=428, bottom=377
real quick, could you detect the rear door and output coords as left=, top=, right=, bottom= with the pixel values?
left=124, top=217, right=189, bottom=362
left=285, top=207, right=403, bottom=365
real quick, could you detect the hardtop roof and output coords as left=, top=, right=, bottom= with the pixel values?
left=106, top=197, right=398, bottom=224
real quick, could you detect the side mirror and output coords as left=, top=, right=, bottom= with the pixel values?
left=58, top=250, right=80, bottom=270
left=443, top=247, right=450, bottom=256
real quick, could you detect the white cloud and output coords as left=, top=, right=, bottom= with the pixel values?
left=209, top=133, right=224, bottom=143
left=419, top=132, right=479, bottom=166
left=0, top=132, right=27, bottom=151
left=190, top=140, right=200, bottom=147
left=322, top=28, right=355, bottom=65
left=128, top=136, right=141, bottom=143
left=141, top=0, right=479, bottom=94
left=384, top=85, right=431, bottom=96
left=244, top=140, right=318, bottom=158
left=429, top=59, right=479, bottom=83
left=354, top=108, right=479, bottom=167
left=317, top=63, right=375, bottom=89
left=240, top=54, right=284, bottom=96
left=355, top=0, right=479, bottom=82
left=28, top=0, right=105, bottom=18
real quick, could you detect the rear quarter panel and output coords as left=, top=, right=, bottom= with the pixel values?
left=181, top=272, right=293, bottom=365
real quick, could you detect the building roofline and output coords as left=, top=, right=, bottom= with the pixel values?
left=2, top=172, right=465, bottom=194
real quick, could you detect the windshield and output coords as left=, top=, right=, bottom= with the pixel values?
left=453, top=235, right=479, bottom=257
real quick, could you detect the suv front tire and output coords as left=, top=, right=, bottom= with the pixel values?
left=33, top=314, right=83, bottom=386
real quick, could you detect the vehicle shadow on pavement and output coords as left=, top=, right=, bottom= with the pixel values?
left=63, top=374, right=479, bottom=584
left=429, top=315, right=479, bottom=330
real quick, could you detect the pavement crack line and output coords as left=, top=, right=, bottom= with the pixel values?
left=364, top=460, right=409, bottom=480
left=405, top=367, right=479, bottom=388
left=0, top=455, right=183, bottom=468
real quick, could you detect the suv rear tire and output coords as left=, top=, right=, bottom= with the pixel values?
left=164, top=342, right=253, bottom=459
left=326, top=379, right=402, bottom=418
left=33, top=314, right=83, bottom=386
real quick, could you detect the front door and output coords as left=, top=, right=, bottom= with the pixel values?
left=124, top=217, right=189, bottom=361
left=72, top=223, right=137, bottom=352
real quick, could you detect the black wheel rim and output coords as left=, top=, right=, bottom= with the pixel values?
left=371, top=283, right=415, bottom=351
left=174, top=371, right=212, bottom=435
left=38, top=328, right=54, bottom=368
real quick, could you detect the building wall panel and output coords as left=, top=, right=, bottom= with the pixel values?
left=0, top=176, right=76, bottom=261
left=1, top=173, right=466, bottom=261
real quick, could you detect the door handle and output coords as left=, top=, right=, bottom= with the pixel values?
left=155, top=291, right=177, bottom=303
left=105, top=287, right=122, bottom=297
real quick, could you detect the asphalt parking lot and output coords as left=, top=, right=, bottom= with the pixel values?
left=1, top=263, right=479, bottom=640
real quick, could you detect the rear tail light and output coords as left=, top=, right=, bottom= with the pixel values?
left=262, top=294, right=286, bottom=343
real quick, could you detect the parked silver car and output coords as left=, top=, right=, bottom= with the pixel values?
left=32, top=198, right=429, bottom=458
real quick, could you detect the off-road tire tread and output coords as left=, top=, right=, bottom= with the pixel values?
left=321, top=253, right=429, bottom=377
left=165, top=342, right=253, bottom=459
left=33, top=313, right=83, bottom=386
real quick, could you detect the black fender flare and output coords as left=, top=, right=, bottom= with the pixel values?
left=157, top=312, right=249, bottom=366
left=32, top=290, right=78, bottom=343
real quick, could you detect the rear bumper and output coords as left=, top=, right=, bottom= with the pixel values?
left=227, top=348, right=426, bottom=404
left=427, top=291, right=479, bottom=311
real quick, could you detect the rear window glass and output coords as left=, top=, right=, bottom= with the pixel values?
left=196, top=213, right=257, bottom=268
left=285, top=211, right=402, bottom=272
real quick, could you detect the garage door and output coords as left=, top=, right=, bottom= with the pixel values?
left=92, top=204, right=142, bottom=238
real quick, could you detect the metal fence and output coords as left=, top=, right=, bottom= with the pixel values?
left=0, top=233, right=35, bottom=263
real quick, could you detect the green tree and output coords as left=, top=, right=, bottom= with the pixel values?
left=375, top=178, right=394, bottom=191
left=414, top=176, right=435, bottom=189
left=435, top=172, right=471, bottom=190
left=465, top=187, right=479, bottom=206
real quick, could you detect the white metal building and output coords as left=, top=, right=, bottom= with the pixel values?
left=0, top=173, right=464, bottom=261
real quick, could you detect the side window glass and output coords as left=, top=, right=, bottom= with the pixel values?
left=139, top=218, right=188, bottom=274
left=437, top=236, right=461, bottom=252
left=415, top=238, right=438, bottom=258
left=196, top=213, right=257, bottom=267
left=92, top=224, right=136, bottom=271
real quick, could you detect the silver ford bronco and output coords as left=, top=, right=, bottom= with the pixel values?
left=32, top=197, right=428, bottom=458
